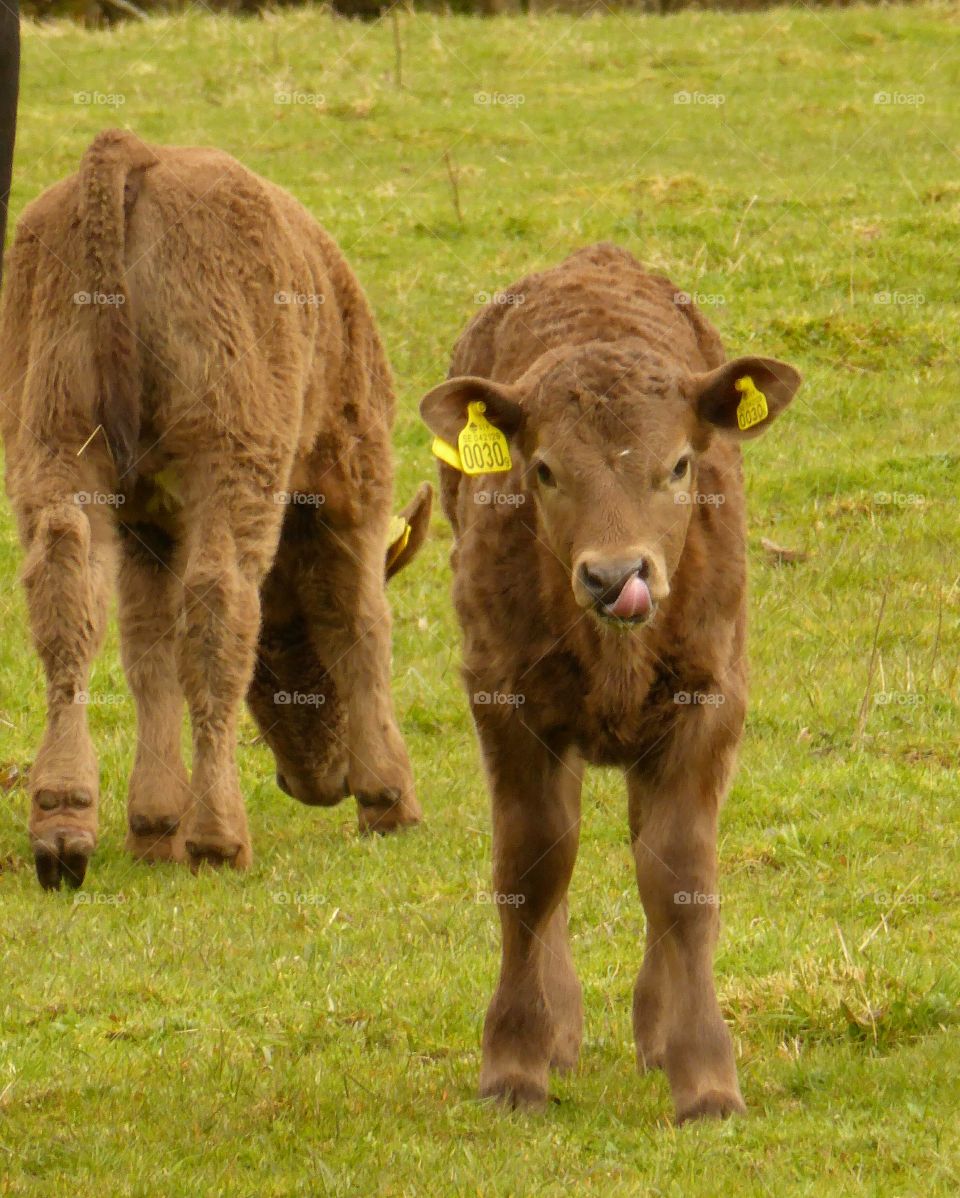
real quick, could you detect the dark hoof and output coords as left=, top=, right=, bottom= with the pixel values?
left=676, top=1089, right=746, bottom=1125
left=33, top=829, right=95, bottom=891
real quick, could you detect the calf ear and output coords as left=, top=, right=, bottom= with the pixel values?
left=419, top=376, right=524, bottom=445
left=385, top=482, right=433, bottom=582
left=691, top=356, right=801, bottom=439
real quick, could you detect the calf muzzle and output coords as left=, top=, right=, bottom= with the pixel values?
left=575, top=555, right=654, bottom=623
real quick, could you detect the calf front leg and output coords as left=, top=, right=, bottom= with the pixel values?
left=542, top=896, right=583, bottom=1072
left=297, top=517, right=419, bottom=835
left=479, top=724, right=583, bottom=1109
left=628, top=755, right=744, bottom=1124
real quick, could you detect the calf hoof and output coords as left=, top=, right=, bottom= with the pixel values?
left=479, top=1073, right=549, bottom=1113
left=126, top=813, right=185, bottom=864
left=185, top=837, right=252, bottom=872
left=675, top=1088, right=746, bottom=1125
left=31, top=788, right=97, bottom=890
left=356, top=787, right=422, bottom=835
left=32, top=827, right=96, bottom=891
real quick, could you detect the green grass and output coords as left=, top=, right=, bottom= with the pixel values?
left=2, top=5, right=959, bottom=1194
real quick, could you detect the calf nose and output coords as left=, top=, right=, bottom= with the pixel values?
left=576, top=554, right=653, bottom=621
left=578, top=556, right=648, bottom=604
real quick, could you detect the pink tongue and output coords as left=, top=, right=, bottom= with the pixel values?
left=607, top=574, right=651, bottom=620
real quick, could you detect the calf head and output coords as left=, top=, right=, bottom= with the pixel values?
left=422, top=342, right=800, bottom=627
left=248, top=482, right=433, bottom=807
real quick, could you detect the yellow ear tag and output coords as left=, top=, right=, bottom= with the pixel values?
left=385, top=515, right=411, bottom=570
left=735, top=376, right=769, bottom=431
left=457, top=401, right=512, bottom=476
left=431, top=436, right=464, bottom=471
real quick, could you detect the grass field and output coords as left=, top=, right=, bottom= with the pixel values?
left=1, top=4, right=959, bottom=1194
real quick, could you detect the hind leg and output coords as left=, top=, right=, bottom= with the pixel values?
left=176, top=476, right=285, bottom=870
left=16, top=491, right=113, bottom=889
left=117, top=521, right=189, bottom=863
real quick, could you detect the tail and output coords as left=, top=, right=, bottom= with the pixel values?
left=78, top=129, right=158, bottom=478
left=0, top=0, right=20, bottom=288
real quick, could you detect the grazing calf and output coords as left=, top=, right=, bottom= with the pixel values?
left=0, top=130, right=428, bottom=889
left=420, top=244, right=800, bottom=1123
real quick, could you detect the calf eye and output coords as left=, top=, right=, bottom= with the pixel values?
left=535, top=461, right=556, bottom=488
left=671, top=456, right=691, bottom=481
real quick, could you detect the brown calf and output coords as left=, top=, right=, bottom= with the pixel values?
left=0, top=130, right=428, bottom=889
left=421, top=243, right=800, bottom=1123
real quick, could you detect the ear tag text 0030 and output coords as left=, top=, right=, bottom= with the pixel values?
left=457, top=401, right=512, bottom=476
left=735, top=376, right=769, bottom=431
